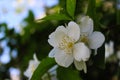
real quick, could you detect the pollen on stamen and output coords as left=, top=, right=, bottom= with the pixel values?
left=59, top=36, right=74, bottom=54
left=68, top=42, right=73, bottom=49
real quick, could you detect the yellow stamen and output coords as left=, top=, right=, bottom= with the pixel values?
left=80, top=35, right=89, bottom=45
left=59, top=36, right=74, bottom=54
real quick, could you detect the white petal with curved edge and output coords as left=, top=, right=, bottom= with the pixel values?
left=73, top=42, right=90, bottom=61
left=48, top=48, right=58, bottom=58
left=48, top=26, right=67, bottom=47
left=79, top=16, right=93, bottom=35
left=48, top=38, right=56, bottom=47
left=54, top=31, right=66, bottom=43
left=88, top=31, right=105, bottom=49
left=55, top=26, right=67, bottom=34
left=48, top=31, right=66, bottom=47
left=48, top=32, right=58, bottom=47
left=74, top=60, right=87, bottom=73
left=67, top=21, right=80, bottom=42
left=49, top=31, right=55, bottom=39
left=54, top=49, right=73, bottom=67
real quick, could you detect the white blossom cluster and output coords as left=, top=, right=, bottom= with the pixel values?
left=48, top=16, right=105, bottom=73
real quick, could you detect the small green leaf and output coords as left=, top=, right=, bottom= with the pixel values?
left=57, top=67, right=82, bottom=80
left=36, top=14, right=72, bottom=22
left=66, top=0, right=76, bottom=19
left=31, top=57, right=56, bottom=80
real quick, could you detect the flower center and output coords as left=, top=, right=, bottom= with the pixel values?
left=59, top=36, right=74, bottom=54
left=80, top=35, right=89, bottom=45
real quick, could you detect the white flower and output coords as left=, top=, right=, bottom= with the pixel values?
left=48, top=21, right=90, bottom=73
left=117, top=50, right=120, bottom=60
left=24, top=54, right=40, bottom=80
left=77, top=16, right=105, bottom=54
left=117, top=50, right=120, bottom=66
left=105, top=41, right=114, bottom=59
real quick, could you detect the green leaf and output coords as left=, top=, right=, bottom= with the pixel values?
left=57, top=67, right=82, bottom=80
left=36, top=14, right=72, bottom=22
left=31, top=57, right=56, bottom=80
left=66, top=0, right=76, bottom=19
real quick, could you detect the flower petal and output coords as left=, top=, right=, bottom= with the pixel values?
left=55, top=26, right=67, bottom=34
left=48, top=31, right=66, bottom=47
left=24, top=60, right=40, bottom=80
left=88, top=31, right=105, bottom=49
left=67, top=21, right=80, bottom=42
left=74, top=60, right=87, bottom=73
left=73, top=42, right=90, bottom=61
left=48, top=26, right=67, bottom=47
left=48, top=48, right=58, bottom=58
left=54, top=49, right=73, bottom=67
left=54, top=31, right=66, bottom=44
left=78, top=16, right=93, bottom=35
left=117, top=51, right=120, bottom=60
left=49, top=31, right=55, bottom=39
left=24, top=69, right=32, bottom=79
left=48, top=32, right=58, bottom=47
left=105, top=41, right=114, bottom=58
left=33, top=53, right=39, bottom=62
